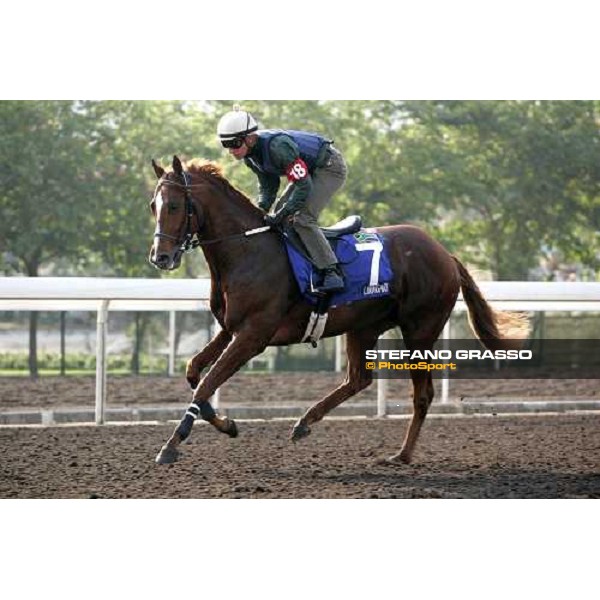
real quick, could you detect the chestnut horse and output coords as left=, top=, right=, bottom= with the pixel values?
left=149, top=156, right=527, bottom=465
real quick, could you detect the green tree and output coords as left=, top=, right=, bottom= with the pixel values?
left=0, top=101, right=106, bottom=276
left=0, top=101, right=109, bottom=374
left=81, top=100, right=219, bottom=278
left=0, top=100, right=219, bottom=374
left=78, top=101, right=220, bottom=368
left=394, top=100, right=600, bottom=279
left=4, top=100, right=599, bottom=377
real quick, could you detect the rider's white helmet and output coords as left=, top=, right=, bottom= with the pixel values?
left=217, top=106, right=258, bottom=141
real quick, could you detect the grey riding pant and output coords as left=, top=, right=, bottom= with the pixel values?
left=275, top=146, right=348, bottom=269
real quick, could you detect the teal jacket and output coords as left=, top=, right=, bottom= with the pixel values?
left=244, top=130, right=331, bottom=215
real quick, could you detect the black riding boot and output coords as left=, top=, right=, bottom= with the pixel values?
left=317, top=265, right=345, bottom=293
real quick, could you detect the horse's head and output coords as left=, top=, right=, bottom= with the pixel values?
left=148, top=155, right=203, bottom=271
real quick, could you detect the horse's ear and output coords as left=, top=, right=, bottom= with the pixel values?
left=172, top=155, right=183, bottom=176
left=152, top=159, right=165, bottom=179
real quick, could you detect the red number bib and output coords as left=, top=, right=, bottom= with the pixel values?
left=286, top=158, right=309, bottom=182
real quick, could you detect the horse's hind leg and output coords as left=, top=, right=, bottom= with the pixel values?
left=385, top=315, right=448, bottom=465
left=291, top=330, right=379, bottom=441
left=385, top=367, right=434, bottom=464
left=186, top=329, right=232, bottom=389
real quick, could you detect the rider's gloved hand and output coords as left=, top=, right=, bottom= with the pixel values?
left=264, top=211, right=286, bottom=227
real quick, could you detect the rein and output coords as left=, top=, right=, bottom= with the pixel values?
left=153, top=173, right=271, bottom=257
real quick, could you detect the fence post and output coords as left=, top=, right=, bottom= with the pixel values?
left=441, top=318, right=451, bottom=403
left=376, top=331, right=390, bottom=417
left=60, top=311, right=66, bottom=376
left=335, top=335, right=344, bottom=372
left=376, top=376, right=388, bottom=418
left=168, top=310, right=176, bottom=376
left=95, top=300, right=110, bottom=425
left=211, top=316, right=221, bottom=410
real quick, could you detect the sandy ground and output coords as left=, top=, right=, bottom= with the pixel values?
left=1, top=415, right=599, bottom=498
left=1, top=373, right=598, bottom=498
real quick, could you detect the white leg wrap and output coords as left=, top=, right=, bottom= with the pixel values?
left=185, top=403, right=200, bottom=419
left=301, top=311, right=329, bottom=345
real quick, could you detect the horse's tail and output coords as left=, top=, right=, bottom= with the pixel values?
left=453, top=256, right=530, bottom=350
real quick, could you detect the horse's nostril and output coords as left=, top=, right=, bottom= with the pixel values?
left=156, top=253, right=170, bottom=266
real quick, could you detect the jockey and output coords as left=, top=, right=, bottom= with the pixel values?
left=217, top=106, right=346, bottom=294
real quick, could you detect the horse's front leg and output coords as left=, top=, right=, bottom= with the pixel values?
left=155, top=324, right=272, bottom=464
left=186, top=329, right=232, bottom=389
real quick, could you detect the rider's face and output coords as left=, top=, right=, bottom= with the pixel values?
left=227, top=139, right=250, bottom=160
left=228, top=141, right=250, bottom=160
left=221, top=135, right=252, bottom=160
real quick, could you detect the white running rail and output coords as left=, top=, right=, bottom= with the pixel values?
left=2, top=278, right=600, bottom=421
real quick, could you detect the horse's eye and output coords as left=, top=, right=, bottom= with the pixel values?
left=167, top=201, right=179, bottom=214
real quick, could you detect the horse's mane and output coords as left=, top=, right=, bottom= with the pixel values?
left=185, top=159, right=226, bottom=180
left=184, top=159, right=257, bottom=209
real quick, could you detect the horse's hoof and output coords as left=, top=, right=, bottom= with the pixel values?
left=223, top=418, right=238, bottom=438
left=376, top=452, right=411, bottom=466
left=155, top=445, right=181, bottom=465
left=290, top=420, right=311, bottom=443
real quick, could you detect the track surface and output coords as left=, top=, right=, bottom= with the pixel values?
left=1, top=415, right=599, bottom=498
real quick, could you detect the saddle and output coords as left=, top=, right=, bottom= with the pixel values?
left=320, top=215, right=362, bottom=239
left=281, top=215, right=392, bottom=346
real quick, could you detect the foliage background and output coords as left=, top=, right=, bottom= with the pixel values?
left=2, top=100, right=599, bottom=281
left=1, top=100, right=599, bottom=374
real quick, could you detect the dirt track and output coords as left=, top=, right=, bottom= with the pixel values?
left=1, top=373, right=599, bottom=498
left=1, top=414, right=599, bottom=499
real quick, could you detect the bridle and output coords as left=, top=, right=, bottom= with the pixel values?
left=152, top=171, right=271, bottom=263
left=153, top=172, right=202, bottom=262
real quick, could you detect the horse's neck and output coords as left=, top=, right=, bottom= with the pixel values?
left=201, top=183, right=263, bottom=238
left=198, top=183, right=268, bottom=275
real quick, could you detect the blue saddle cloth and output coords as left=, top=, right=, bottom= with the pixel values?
left=284, top=229, right=393, bottom=306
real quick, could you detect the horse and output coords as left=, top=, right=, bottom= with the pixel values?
left=149, top=155, right=528, bottom=465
